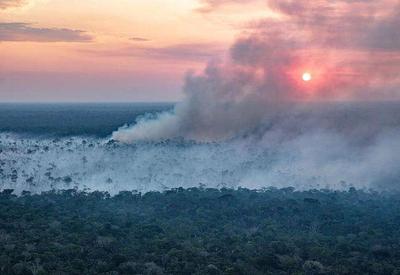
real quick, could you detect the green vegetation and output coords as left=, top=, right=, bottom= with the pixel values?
left=1, top=187, right=400, bottom=274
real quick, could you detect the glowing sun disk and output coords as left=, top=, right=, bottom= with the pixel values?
left=302, top=72, right=312, bottom=82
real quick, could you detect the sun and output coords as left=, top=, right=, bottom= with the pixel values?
left=302, top=72, right=312, bottom=82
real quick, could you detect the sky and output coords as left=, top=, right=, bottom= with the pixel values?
left=0, top=0, right=399, bottom=102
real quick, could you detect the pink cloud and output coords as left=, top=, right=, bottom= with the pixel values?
left=0, top=0, right=26, bottom=9
left=0, top=22, right=93, bottom=42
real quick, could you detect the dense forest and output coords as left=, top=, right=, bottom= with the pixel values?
left=1, top=187, right=400, bottom=274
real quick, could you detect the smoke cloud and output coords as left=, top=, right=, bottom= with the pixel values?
left=2, top=1, right=399, bottom=193
left=2, top=103, right=400, bottom=194
left=113, top=0, right=400, bottom=143
left=109, top=1, right=400, bottom=191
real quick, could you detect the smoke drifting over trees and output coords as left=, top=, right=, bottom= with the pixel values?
left=109, top=1, right=400, bottom=192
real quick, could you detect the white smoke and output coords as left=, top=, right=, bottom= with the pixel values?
left=110, top=35, right=396, bottom=143
left=112, top=55, right=294, bottom=143
left=2, top=101, right=399, bottom=194
left=3, top=0, right=400, bottom=193
left=106, top=31, right=400, bottom=193
left=112, top=0, right=400, bottom=143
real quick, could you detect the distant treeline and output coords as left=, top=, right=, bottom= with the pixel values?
left=0, top=187, right=400, bottom=274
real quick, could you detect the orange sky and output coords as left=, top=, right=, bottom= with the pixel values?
left=0, top=0, right=274, bottom=101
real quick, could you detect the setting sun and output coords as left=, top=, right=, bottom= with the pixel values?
left=302, top=72, right=312, bottom=82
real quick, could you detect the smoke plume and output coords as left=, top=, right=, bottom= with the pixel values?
left=112, top=0, right=400, bottom=143
left=3, top=1, right=399, bottom=194
left=108, top=1, right=400, bottom=191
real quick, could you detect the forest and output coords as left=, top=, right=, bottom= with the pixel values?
left=1, top=187, right=400, bottom=274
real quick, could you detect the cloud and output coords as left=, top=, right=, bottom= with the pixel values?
left=263, top=0, right=400, bottom=51
left=363, top=10, right=400, bottom=51
left=84, top=43, right=224, bottom=62
left=130, top=37, right=150, bottom=42
left=0, top=22, right=93, bottom=42
left=143, top=43, right=224, bottom=61
left=225, top=0, right=400, bottom=98
left=0, top=0, right=26, bottom=9
left=199, top=0, right=400, bottom=51
left=196, top=0, right=260, bottom=13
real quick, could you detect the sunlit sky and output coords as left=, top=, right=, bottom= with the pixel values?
left=1, top=0, right=400, bottom=102
left=0, top=0, right=273, bottom=102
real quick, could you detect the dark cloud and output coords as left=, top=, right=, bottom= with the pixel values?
left=0, top=0, right=26, bottom=9
left=0, top=22, right=93, bottom=42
